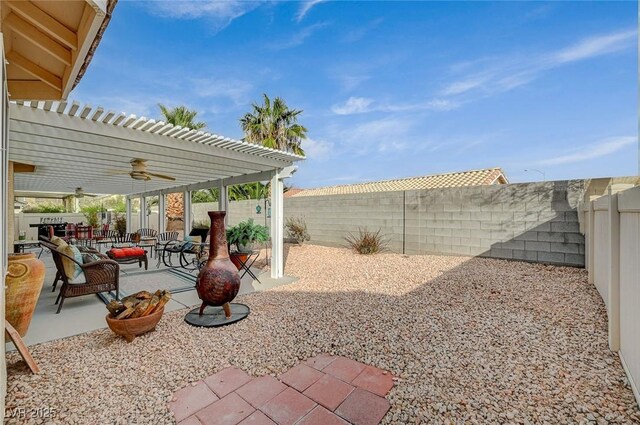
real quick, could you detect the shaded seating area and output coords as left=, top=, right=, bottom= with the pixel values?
left=40, top=238, right=120, bottom=313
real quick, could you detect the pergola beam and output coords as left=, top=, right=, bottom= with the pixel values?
left=5, top=50, right=62, bottom=90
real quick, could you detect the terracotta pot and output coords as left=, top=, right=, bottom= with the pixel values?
left=106, top=307, right=164, bottom=343
left=196, top=211, right=241, bottom=318
left=6, top=253, right=45, bottom=337
left=230, top=252, right=248, bottom=271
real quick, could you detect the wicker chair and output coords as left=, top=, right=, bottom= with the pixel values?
left=40, top=240, right=120, bottom=313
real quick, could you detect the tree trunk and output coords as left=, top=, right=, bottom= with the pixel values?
left=166, top=193, right=184, bottom=231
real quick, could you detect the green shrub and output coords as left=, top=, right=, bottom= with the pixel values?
left=285, top=217, right=310, bottom=245
left=114, top=214, right=127, bottom=236
left=80, top=204, right=104, bottom=227
left=344, top=228, right=388, bottom=255
left=226, top=219, right=269, bottom=252
left=23, top=203, right=66, bottom=213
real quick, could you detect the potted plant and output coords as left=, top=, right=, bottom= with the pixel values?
left=226, top=219, right=268, bottom=271
left=226, top=219, right=269, bottom=253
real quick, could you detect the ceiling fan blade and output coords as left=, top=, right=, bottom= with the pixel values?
left=106, top=169, right=132, bottom=176
left=146, top=172, right=176, bottom=181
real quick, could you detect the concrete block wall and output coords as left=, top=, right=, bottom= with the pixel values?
left=403, top=180, right=585, bottom=266
left=191, top=180, right=588, bottom=267
left=286, top=192, right=405, bottom=252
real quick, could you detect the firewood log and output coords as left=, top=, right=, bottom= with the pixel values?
left=129, top=300, right=151, bottom=319
left=141, top=295, right=160, bottom=317
left=116, top=307, right=136, bottom=320
left=150, top=291, right=172, bottom=314
left=106, top=300, right=125, bottom=316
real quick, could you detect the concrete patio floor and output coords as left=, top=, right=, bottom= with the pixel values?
left=8, top=249, right=295, bottom=347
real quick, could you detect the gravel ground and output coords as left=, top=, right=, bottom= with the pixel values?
left=6, top=245, right=640, bottom=424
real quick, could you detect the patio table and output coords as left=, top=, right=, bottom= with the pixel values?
left=13, top=240, right=43, bottom=258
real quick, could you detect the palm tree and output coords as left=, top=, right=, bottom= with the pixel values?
left=158, top=104, right=206, bottom=130
left=158, top=104, right=207, bottom=231
left=240, top=94, right=307, bottom=156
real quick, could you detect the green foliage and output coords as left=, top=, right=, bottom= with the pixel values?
left=228, top=182, right=269, bottom=201
left=159, top=104, right=206, bottom=130
left=285, top=217, right=310, bottom=245
left=240, top=94, right=307, bottom=156
left=344, top=228, right=388, bottom=255
left=114, top=214, right=127, bottom=236
left=192, top=188, right=219, bottom=204
left=226, top=219, right=269, bottom=252
left=23, top=203, right=66, bottom=213
left=81, top=204, right=105, bottom=227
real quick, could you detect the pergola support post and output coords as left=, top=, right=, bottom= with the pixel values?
left=158, top=194, right=166, bottom=233
left=125, top=197, right=132, bottom=233
left=270, top=170, right=284, bottom=278
left=139, top=195, right=146, bottom=230
left=218, top=181, right=228, bottom=226
left=183, top=191, right=192, bottom=237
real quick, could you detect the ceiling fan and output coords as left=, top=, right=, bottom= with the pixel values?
left=73, top=187, right=97, bottom=199
left=109, top=159, right=176, bottom=181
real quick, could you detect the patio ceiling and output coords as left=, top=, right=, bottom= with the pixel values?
left=8, top=101, right=304, bottom=196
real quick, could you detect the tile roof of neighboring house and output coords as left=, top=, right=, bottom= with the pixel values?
left=290, top=168, right=508, bottom=197
left=284, top=188, right=305, bottom=198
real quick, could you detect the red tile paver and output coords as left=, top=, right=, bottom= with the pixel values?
left=204, top=367, right=253, bottom=398
left=196, top=392, right=255, bottom=425
left=351, top=365, right=394, bottom=397
left=303, top=373, right=355, bottom=411
left=335, top=388, right=390, bottom=425
left=169, top=381, right=219, bottom=422
left=238, top=410, right=277, bottom=425
left=297, top=406, right=350, bottom=425
left=322, top=356, right=367, bottom=382
left=178, top=415, right=203, bottom=425
left=259, top=387, right=317, bottom=425
left=278, top=363, right=325, bottom=392
left=305, top=354, right=337, bottom=371
left=236, top=375, right=288, bottom=409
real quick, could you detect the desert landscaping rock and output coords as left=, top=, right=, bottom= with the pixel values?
left=5, top=245, right=640, bottom=424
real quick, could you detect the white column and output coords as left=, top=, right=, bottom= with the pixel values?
left=218, top=181, right=228, bottom=226
left=125, top=197, right=132, bottom=233
left=608, top=189, right=621, bottom=351
left=587, top=200, right=595, bottom=284
left=270, top=170, right=284, bottom=278
left=158, top=194, right=166, bottom=233
left=140, top=196, right=147, bottom=229
left=183, top=191, right=192, bottom=236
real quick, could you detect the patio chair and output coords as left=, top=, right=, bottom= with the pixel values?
left=94, top=229, right=117, bottom=252
left=75, top=225, right=94, bottom=247
left=155, top=231, right=179, bottom=267
left=40, top=240, right=119, bottom=313
left=110, top=232, right=137, bottom=248
left=137, top=228, right=158, bottom=257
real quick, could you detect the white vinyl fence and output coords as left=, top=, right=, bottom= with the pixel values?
left=584, top=186, right=640, bottom=406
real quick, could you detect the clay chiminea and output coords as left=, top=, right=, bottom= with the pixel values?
left=196, top=211, right=241, bottom=319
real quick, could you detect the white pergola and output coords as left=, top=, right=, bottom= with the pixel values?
left=8, top=101, right=304, bottom=278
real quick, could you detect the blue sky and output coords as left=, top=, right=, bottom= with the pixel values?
left=73, top=1, right=638, bottom=188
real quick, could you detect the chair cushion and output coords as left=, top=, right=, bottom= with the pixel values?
left=50, top=235, right=68, bottom=249
left=108, top=247, right=145, bottom=258
left=82, top=253, right=102, bottom=264
left=61, top=245, right=83, bottom=280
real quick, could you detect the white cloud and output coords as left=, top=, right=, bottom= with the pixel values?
left=269, top=22, right=329, bottom=49
left=331, top=97, right=374, bottom=115
left=147, top=1, right=263, bottom=31
left=441, top=28, right=636, bottom=98
left=334, top=117, right=416, bottom=154
left=190, top=78, right=253, bottom=106
left=295, top=0, right=325, bottom=22
left=539, top=136, right=636, bottom=166
left=553, top=30, right=636, bottom=63
left=302, top=137, right=333, bottom=160
left=331, top=97, right=459, bottom=115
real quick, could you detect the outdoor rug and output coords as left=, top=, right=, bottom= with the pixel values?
left=97, top=267, right=196, bottom=305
